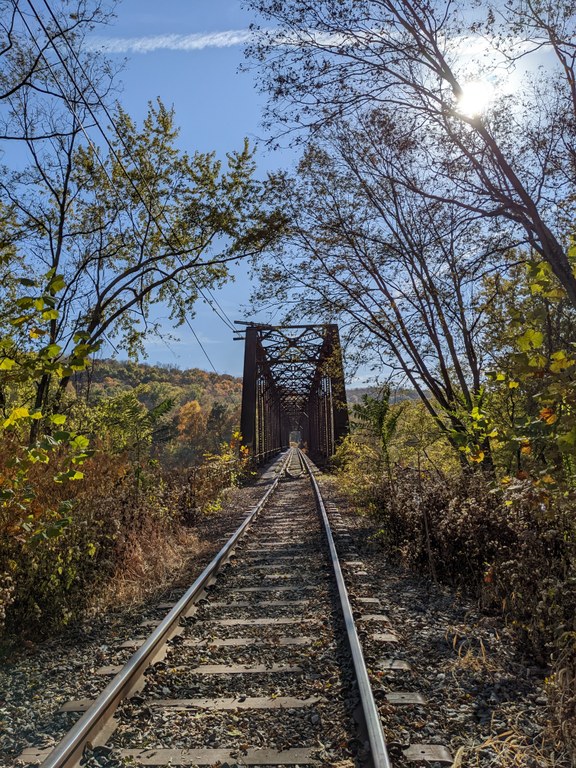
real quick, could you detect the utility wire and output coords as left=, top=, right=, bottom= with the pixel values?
left=32, top=0, right=237, bottom=332
left=38, top=0, right=238, bottom=333
left=184, top=317, right=218, bottom=373
left=15, top=3, right=220, bottom=372
left=16, top=1, right=227, bottom=369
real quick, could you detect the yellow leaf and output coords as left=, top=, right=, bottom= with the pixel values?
left=3, top=406, right=30, bottom=428
left=539, top=407, right=557, bottom=425
left=550, top=357, right=575, bottom=373
left=468, top=449, right=485, bottom=463
left=508, top=380, right=519, bottom=389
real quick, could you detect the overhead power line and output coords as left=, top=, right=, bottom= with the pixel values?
left=16, top=0, right=240, bottom=371
left=32, top=0, right=237, bottom=332
left=15, top=2, right=221, bottom=373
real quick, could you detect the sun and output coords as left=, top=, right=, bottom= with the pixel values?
left=456, top=80, right=495, bottom=118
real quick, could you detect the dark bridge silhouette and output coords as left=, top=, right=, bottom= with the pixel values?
left=236, top=323, right=349, bottom=464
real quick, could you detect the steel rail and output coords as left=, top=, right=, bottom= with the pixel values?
left=300, top=450, right=393, bottom=768
left=40, top=451, right=292, bottom=768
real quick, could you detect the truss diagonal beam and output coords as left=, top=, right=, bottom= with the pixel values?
left=239, top=323, right=349, bottom=464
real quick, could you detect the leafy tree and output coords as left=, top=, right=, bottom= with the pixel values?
left=0, top=273, right=95, bottom=548
left=352, top=386, right=403, bottom=474
left=92, top=387, right=174, bottom=462
left=247, top=0, right=576, bottom=306
left=481, top=258, right=576, bottom=482
left=255, top=141, right=502, bottom=465
left=0, top=97, right=283, bottom=435
left=205, top=401, right=238, bottom=451
left=176, top=399, right=206, bottom=444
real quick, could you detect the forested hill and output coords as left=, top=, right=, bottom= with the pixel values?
left=76, top=361, right=415, bottom=413
left=76, top=359, right=242, bottom=408
left=346, top=386, right=418, bottom=405
left=71, top=359, right=243, bottom=464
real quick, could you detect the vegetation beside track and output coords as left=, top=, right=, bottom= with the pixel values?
left=332, top=388, right=576, bottom=758
left=0, top=358, right=249, bottom=647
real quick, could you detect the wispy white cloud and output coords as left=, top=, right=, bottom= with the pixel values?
left=87, top=29, right=255, bottom=54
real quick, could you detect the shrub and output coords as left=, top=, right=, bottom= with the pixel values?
left=333, top=434, right=576, bottom=752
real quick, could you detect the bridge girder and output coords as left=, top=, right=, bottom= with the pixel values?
left=238, top=323, right=349, bottom=464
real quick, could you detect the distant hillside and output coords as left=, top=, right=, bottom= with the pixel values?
left=74, top=359, right=242, bottom=410
left=71, top=360, right=243, bottom=462
left=73, top=361, right=418, bottom=427
left=346, top=386, right=419, bottom=405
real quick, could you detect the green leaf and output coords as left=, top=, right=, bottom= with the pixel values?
left=71, top=452, right=92, bottom=464
left=29, top=449, right=49, bottom=464
left=40, top=343, right=62, bottom=358
left=528, top=353, right=547, bottom=368
left=71, top=435, right=90, bottom=451
left=0, top=358, right=16, bottom=370
left=558, top=427, right=576, bottom=450
left=41, top=309, right=59, bottom=321
left=19, top=277, right=36, bottom=287
left=10, top=316, right=29, bottom=327
left=48, top=274, right=66, bottom=293
left=50, top=414, right=67, bottom=425
left=16, top=297, right=35, bottom=309
left=517, top=328, right=544, bottom=352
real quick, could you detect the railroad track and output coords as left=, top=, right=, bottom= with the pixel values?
left=19, top=449, right=450, bottom=768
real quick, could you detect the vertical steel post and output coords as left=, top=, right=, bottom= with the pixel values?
left=240, top=327, right=258, bottom=457
left=327, top=325, right=349, bottom=447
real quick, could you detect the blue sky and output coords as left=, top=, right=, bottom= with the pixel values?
left=90, top=0, right=294, bottom=376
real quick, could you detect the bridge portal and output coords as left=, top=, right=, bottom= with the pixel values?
left=236, top=323, right=349, bottom=464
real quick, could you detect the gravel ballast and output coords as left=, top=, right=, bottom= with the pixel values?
left=1, top=454, right=567, bottom=767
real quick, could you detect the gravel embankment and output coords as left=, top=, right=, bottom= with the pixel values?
left=319, top=475, right=568, bottom=768
left=0, top=478, right=270, bottom=767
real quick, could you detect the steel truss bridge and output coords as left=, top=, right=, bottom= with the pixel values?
left=237, top=323, right=349, bottom=464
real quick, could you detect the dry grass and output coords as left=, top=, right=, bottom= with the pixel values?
left=89, top=525, right=200, bottom=613
left=545, top=656, right=576, bottom=767
left=445, top=628, right=501, bottom=676
left=451, top=725, right=566, bottom=767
